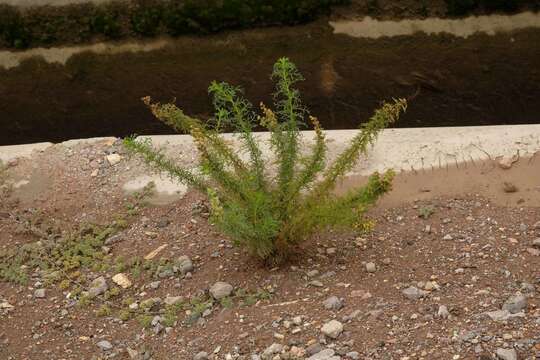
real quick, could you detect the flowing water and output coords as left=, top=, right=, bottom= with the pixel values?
left=1, top=11, right=539, bottom=145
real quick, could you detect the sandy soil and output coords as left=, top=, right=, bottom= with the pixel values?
left=0, top=139, right=539, bottom=359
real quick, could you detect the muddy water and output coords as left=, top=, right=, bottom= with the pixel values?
left=339, top=156, right=540, bottom=208
left=1, top=13, right=540, bottom=145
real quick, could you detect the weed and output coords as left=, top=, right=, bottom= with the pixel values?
left=118, top=309, right=132, bottom=321
left=97, top=304, right=112, bottom=317
left=125, top=58, right=405, bottom=263
left=137, top=314, right=153, bottom=328
left=418, top=205, right=435, bottom=219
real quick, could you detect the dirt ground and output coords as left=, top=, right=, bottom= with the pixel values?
left=0, top=139, right=539, bottom=360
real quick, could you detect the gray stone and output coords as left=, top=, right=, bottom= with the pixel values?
left=177, top=255, right=194, bottom=274
left=308, top=349, right=341, bottom=360
left=97, top=340, right=113, bottom=351
left=34, top=288, right=46, bottom=298
left=365, top=262, right=376, bottom=273
left=261, top=343, right=283, bottom=359
left=496, top=348, right=517, bottom=360
left=306, top=343, right=324, bottom=356
left=502, top=295, right=527, bottom=314
left=88, top=276, right=108, bottom=297
left=320, top=320, right=343, bottom=339
left=402, top=286, right=428, bottom=300
left=346, top=351, right=360, bottom=360
left=193, top=352, right=208, bottom=360
left=437, top=305, right=450, bottom=319
left=485, top=309, right=525, bottom=321
left=164, top=296, right=184, bottom=306
left=209, top=282, right=233, bottom=299
left=323, top=296, right=343, bottom=310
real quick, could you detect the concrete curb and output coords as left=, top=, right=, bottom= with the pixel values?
left=1, top=125, right=539, bottom=175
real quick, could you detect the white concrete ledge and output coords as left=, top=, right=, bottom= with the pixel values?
left=1, top=125, right=539, bottom=175
left=142, top=124, right=540, bottom=176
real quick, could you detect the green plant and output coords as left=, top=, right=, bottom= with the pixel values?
left=124, top=58, right=406, bottom=263
left=97, top=304, right=112, bottom=317
left=418, top=205, right=435, bottom=219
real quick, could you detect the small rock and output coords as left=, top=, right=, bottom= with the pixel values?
left=503, top=182, right=518, bottom=193
left=164, top=296, right=184, bottom=306
left=321, top=320, right=343, bottom=339
left=34, top=289, right=46, bottom=299
left=306, top=344, right=324, bottom=356
left=485, top=309, right=525, bottom=321
left=193, top=352, right=209, bottom=360
left=402, top=286, right=428, bottom=300
left=365, top=262, right=376, bottom=273
left=262, top=343, right=283, bottom=359
left=532, top=238, right=540, bottom=248
left=106, top=153, right=122, bottom=166
left=502, top=294, right=527, bottom=314
left=88, top=276, right=108, bottom=297
left=112, top=273, right=132, bottom=289
left=209, top=282, right=233, bottom=299
left=443, top=234, right=453, bottom=241
left=437, top=305, right=450, bottom=319
left=346, top=352, right=360, bottom=360
left=97, top=340, right=113, bottom=351
left=177, top=255, right=194, bottom=275
left=498, top=154, right=518, bottom=169
left=495, top=348, right=517, bottom=360
left=323, top=296, right=343, bottom=310
left=308, top=348, right=340, bottom=360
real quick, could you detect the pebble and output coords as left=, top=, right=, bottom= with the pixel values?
left=97, top=340, right=113, bottom=351
left=164, top=296, right=184, bottom=306
left=402, top=286, right=428, bottom=300
left=502, top=294, right=527, bottom=314
left=308, top=348, right=340, bottom=360
left=261, top=343, right=283, bottom=359
left=437, top=305, right=450, bottom=319
left=112, top=273, right=132, bottom=289
left=193, top=351, right=209, bottom=360
left=34, top=289, right=46, bottom=299
left=105, top=153, right=122, bottom=166
left=209, top=282, right=233, bottom=299
left=365, top=262, right=376, bottom=273
left=88, top=276, right=108, bottom=297
left=323, top=296, right=343, bottom=310
left=320, top=320, right=343, bottom=339
left=485, top=309, right=525, bottom=321
left=495, top=348, right=517, bottom=360
left=177, top=255, right=194, bottom=275
left=532, top=238, right=540, bottom=248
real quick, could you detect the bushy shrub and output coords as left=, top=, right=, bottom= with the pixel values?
left=124, top=58, right=406, bottom=263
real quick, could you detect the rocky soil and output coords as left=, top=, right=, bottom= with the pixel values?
left=0, top=139, right=539, bottom=359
